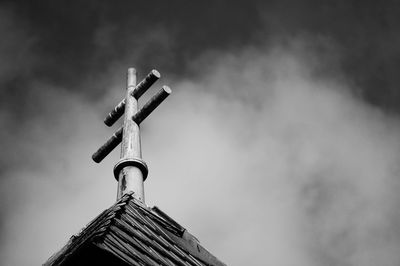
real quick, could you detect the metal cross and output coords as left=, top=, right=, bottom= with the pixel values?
left=92, top=67, right=171, bottom=202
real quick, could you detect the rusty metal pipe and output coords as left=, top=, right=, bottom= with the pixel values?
left=92, top=128, right=123, bottom=163
left=104, top=69, right=160, bottom=127
left=132, top=85, right=171, bottom=124
left=133, top=69, right=161, bottom=99
left=117, top=68, right=144, bottom=201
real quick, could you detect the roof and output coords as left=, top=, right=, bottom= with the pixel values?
left=44, top=193, right=226, bottom=266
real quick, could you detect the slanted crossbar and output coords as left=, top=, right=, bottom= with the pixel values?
left=92, top=86, right=171, bottom=163
left=104, top=69, right=161, bottom=127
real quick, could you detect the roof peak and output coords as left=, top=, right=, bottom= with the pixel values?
left=45, top=193, right=226, bottom=266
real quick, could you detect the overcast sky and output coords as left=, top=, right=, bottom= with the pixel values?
left=1, top=1, right=400, bottom=265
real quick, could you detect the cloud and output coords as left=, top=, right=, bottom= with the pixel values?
left=1, top=6, right=400, bottom=265
left=144, top=44, right=400, bottom=265
left=0, top=7, right=36, bottom=82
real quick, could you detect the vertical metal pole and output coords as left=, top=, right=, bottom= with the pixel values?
left=116, top=68, right=145, bottom=202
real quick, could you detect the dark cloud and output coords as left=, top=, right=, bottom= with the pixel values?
left=2, top=1, right=400, bottom=265
left=261, top=0, right=400, bottom=113
left=1, top=1, right=400, bottom=111
left=2, top=1, right=262, bottom=90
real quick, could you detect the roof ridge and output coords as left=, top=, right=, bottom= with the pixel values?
left=44, top=197, right=130, bottom=266
left=45, top=192, right=226, bottom=266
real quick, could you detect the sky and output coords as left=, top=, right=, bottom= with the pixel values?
left=1, top=1, right=400, bottom=265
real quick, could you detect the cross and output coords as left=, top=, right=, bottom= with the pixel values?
left=92, top=67, right=171, bottom=203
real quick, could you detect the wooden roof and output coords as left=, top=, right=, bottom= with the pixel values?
left=44, top=193, right=226, bottom=266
